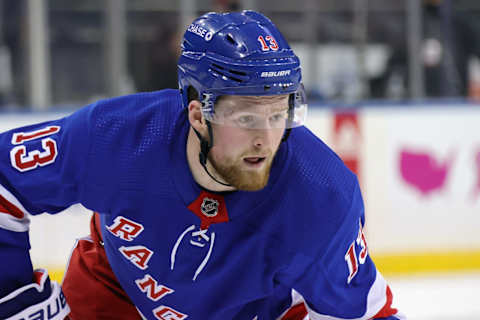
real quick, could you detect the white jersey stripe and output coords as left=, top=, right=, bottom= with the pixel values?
left=0, top=183, right=30, bottom=232
left=305, top=271, right=390, bottom=320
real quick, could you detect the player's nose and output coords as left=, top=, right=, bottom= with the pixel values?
left=253, top=128, right=274, bottom=148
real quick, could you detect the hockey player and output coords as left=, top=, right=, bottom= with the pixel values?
left=0, top=11, right=405, bottom=320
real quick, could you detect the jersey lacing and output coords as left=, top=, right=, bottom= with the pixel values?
left=170, top=224, right=216, bottom=281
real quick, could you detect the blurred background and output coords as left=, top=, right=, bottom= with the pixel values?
left=1, top=0, right=480, bottom=319
left=2, top=0, right=480, bottom=107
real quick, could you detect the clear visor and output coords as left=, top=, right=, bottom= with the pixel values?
left=202, top=85, right=307, bottom=129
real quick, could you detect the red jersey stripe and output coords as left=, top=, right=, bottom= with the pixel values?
left=0, top=194, right=24, bottom=218
left=372, top=285, right=398, bottom=318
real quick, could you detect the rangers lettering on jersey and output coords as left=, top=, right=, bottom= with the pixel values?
left=107, top=216, right=144, bottom=241
left=153, top=305, right=188, bottom=320
left=107, top=216, right=189, bottom=319
left=135, top=274, right=174, bottom=302
left=119, top=245, right=153, bottom=270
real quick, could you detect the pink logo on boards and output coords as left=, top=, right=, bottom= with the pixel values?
left=472, top=150, right=480, bottom=201
left=399, top=149, right=453, bottom=196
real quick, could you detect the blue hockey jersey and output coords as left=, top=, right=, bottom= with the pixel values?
left=0, top=89, right=404, bottom=319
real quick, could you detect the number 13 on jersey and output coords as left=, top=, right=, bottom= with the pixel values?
left=344, top=219, right=368, bottom=284
left=10, top=126, right=61, bottom=172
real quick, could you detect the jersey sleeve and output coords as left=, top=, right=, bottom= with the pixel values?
left=286, top=184, right=404, bottom=320
left=0, top=104, right=93, bottom=300
left=0, top=105, right=93, bottom=215
left=0, top=90, right=175, bottom=308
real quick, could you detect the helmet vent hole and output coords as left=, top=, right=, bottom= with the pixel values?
left=229, top=69, right=247, bottom=77
left=210, top=63, right=248, bottom=83
left=211, top=63, right=225, bottom=71
left=226, top=33, right=236, bottom=45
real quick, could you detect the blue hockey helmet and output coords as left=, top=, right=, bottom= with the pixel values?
left=178, top=10, right=307, bottom=129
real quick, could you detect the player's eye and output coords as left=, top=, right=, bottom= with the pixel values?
left=236, top=115, right=256, bottom=126
left=269, top=113, right=285, bottom=123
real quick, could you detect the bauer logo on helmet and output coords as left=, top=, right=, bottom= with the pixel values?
left=260, top=70, right=292, bottom=78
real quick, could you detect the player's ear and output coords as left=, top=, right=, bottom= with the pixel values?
left=188, top=100, right=206, bottom=131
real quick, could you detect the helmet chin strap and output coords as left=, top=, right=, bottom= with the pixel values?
left=192, top=121, right=233, bottom=188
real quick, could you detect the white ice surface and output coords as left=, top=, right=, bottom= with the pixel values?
left=387, top=272, right=480, bottom=320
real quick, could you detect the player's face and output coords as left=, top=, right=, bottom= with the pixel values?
left=207, top=95, right=288, bottom=191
